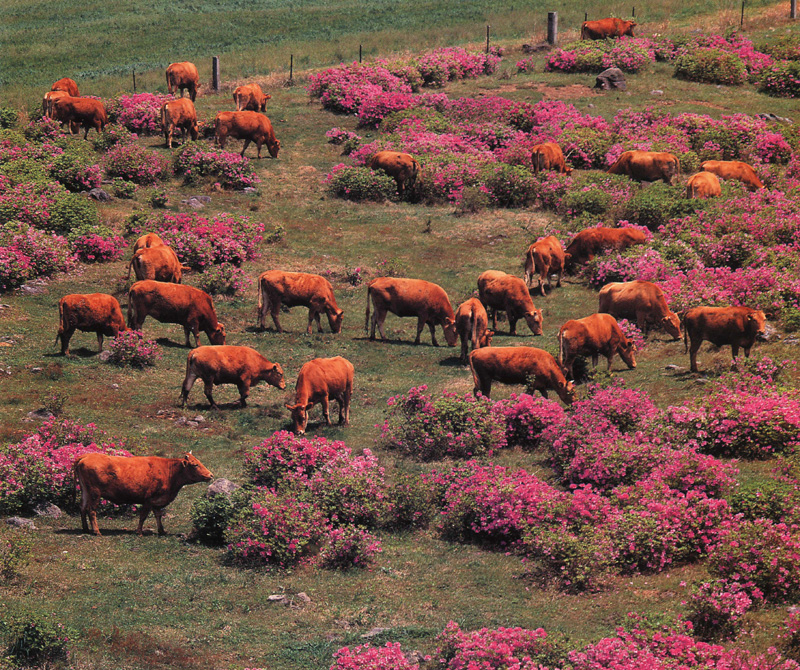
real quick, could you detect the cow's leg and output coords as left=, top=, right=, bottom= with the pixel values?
left=321, top=395, right=331, bottom=425
left=315, top=312, right=323, bottom=333
left=369, top=308, right=378, bottom=340
left=539, top=275, right=546, bottom=296
left=414, top=317, right=425, bottom=345
left=184, top=326, right=192, bottom=347
left=744, top=345, right=753, bottom=359
left=271, top=302, right=284, bottom=333
left=556, top=269, right=562, bottom=288
left=237, top=380, right=250, bottom=407
left=97, top=332, right=104, bottom=352
left=336, top=393, right=345, bottom=425
left=60, top=328, right=74, bottom=356
left=428, top=321, right=439, bottom=347
left=153, top=508, right=166, bottom=535
left=460, top=338, right=469, bottom=364
left=255, top=140, right=263, bottom=159
left=731, top=344, right=740, bottom=365
left=342, top=382, right=352, bottom=425
left=167, top=124, right=174, bottom=149
left=508, top=315, right=518, bottom=336
left=592, top=353, right=599, bottom=368
left=240, top=139, right=251, bottom=158
left=258, top=293, right=269, bottom=330
left=203, top=380, right=218, bottom=409
left=490, top=308, right=497, bottom=331
left=375, top=310, right=388, bottom=341
left=83, top=124, right=90, bottom=140
left=605, top=353, right=614, bottom=370
left=689, top=337, right=702, bottom=373
left=636, top=312, right=649, bottom=336
left=136, top=506, right=151, bottom=535
left=539, top=389, right=549, bottom=399
left=180, top=370, right=197, bottom=407
left=89, top=505, right=101, bottom=536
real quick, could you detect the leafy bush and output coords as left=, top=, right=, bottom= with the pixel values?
left=728, top=479, right=799, bottom=523
left=496, top=393, right=567, bottom=450
left=319, top=525, right=382, bottom=570
left=190, top=488, right=252, bottom=546
left=685, top=579, right=761, bottom=641
left=173, top=142, right=260, bottom=190
left=326, top=165, right=396, bottom=201
left=103, top=143, right=170, bottom=185
left=48, top=151, right=102, bottom=192
left=47, top=192, right=100, bottom=239
left=71, top=233, right=126, bottom=263
left=674, top=48, right=748, bottom=85
left=111, top=178, right=136, bottom=199
left=91, top=124, right=136, bottom=151
left=0, top=158, right=49, bottom=184
left=3, top=615, right=75, bottom=668
left=1, top=224, right=76, bottom=283
left=482, top=164, right=535, bottom=207
left=106, top=330, right=162, bottom=368
left=147, top=187, right=168, bottom=208
left=0, top=108, right=18, bottom=129
left=331, top=642, right=419, bottom=670
left=620, top=182, right=696, bottom=230
left=382, top=473, right=436, bottom=530
left=105, top=93, right=171, bottom=134
left=759, top=60, right=800, bottom=98
left=195, top=263, right=249, bottom=296
left=0, top=527, right=31, bottom=580
left=379, top=385, right=507, bottom=461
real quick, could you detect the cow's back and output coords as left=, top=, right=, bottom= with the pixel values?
left=369, top=277, right=452, bottom=318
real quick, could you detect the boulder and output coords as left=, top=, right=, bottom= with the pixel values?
left=87, top=188, right=111, bottom=202
left=6, top=517, right=36, bottom=529
left=33, top=502, right=62, bottom=518
left=595, top=68, right=627, bottom=90
left=205, top=478, right=240, bottom=498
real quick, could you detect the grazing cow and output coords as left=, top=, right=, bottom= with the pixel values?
left=74, top=452, right=212, bottom=536
left=214, top=111, right=280, bottom=159
left=51, top=96, right=107, bottom=139
left=455, top=298, right=494, bottom=364
left=160, top=97, right=199, bottom=148
left=599, top=280, right=681, bottom=339
left=51, top=77, right=79, bottom=97
left=257, top=270, right=343, bottom=334
left=285, top=356, right=355, bottom=434
left=581, top=17, right=637, bottom=39
left=683, top=306, right=767, bottom=373
left=558, top=313, right=637, bottom=379
left=701, top=160, right=765, bottom=191
left=686, top=171, right=722, bottom=199
left=130, top=245, right=185, bottom=284
left=126, top=233, right=167, bottom=280
left=477, top=270, right=543, bottom=336
left=233, top=84, right=271, bottom=112
left=166, top=62, right=200, bottom=101
left=564, top=227, right=647, bottom=270
left=55, top=294, right=126, bottom=356
left=368, top=151, right=421, bottom=198
left=469, top=346, right=575, bottom=404
left=127, top=280, right=226, bottom=347
left=524, top=236, right=566, bottom=295
left=366, top=277, right=457, bottom=346
left=43, top=90, right=69, bottom=118
left=607, top=150, right=680, bottom=184
left=531, top=143, right=572, bottom=175
left=181, top=345, right=285, bottom=408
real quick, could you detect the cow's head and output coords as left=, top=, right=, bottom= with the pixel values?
left=750, top=310, right=768, bottom=341
left=327, top=308, right=345, bottom=334
left=182, top=452, right=213, bottom=482
left=525, top=309, right=544, bottom=336
left=560, top=380, right=577, bottom=405
left=285, top=402, right=313, bottom=434
left=209, top=322, right=226, bottom=345
left=267, top=138, right=281, bottom=158
left=261, top=94, right=272, bottom=112
left=662, top=312, right=682, bottom=340
left=564, top=165, right=573, bottom=176
left=563, top=252, right=576, bottom=274
left=625, top=20, right=637, bottom=36
left=619, top=340, right=637, bottom=370
left=443, top=317, right=459, bottom=347
left=264, top=362, right=286, bottom=390
left=479, top=330, right=494, bottom=348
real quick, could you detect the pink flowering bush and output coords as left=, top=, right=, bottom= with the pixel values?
left=780, top=610, right=800, bottom=659
left=48, top=151, right=102, bottom=192
left=382, top=473, right=436, bottom=530
left=0, top=224, right=75, bottom=291
left=330, top=642, right=419, bottom=670
left=760, top=60, right=800, bottom=97
left=379, top=385, right=507, bottom=460
left=225, top=488, right=328, bottom=568
left=0, top=176, right=66, bottom=229
left=103, top=143, right=170, bottom=185
left=195, top=263, right=249, bottom=296
left=545, top=39, right=655, bottom=73
left=495, top=393, right=566, bottom=450
left=104, top=93, right=171, bottom=135
left=685, top=579, right=762, bottom=641
left=173, top=142, right=260, bottom=190
left=106, top=330, right=162, bottom=368
left=318, top=525, right=382, bottom=570
left=0, top=418, right=132, bottom=514
left=71, top=234, right=126, bottom=263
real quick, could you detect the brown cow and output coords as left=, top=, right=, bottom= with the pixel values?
left=683, top=306, right=767, bottom=373
left=257, top=270, right=343, bottom=334
left=607, top=150, right=680, bottom=184
left=701, top=160, right=765, bottom=192
left=366, top=277, right=458, bottom=346
left=531, top=143, right=572, bottom=175
left=74, top=452, right=212, bottom=536
left=166, top=62, right=200, bottom=101
left=564, top=227, right=648, bottom=270
left=477, top=270, right=543, bottom=336
left=581, top=18, right=637, bottom=40
left=126, top=233, right=166, bottom=280
left=455, top=298, right=494, bottom=364
left=285, top=356, right=355, bottom=434
left=43, top=90, right=70, bottom=119
left=524, top=236, right=566, bottom=295
left=55, top=294, right=126, bottom=356
left=214, top=111, right=280, bottom=159
left=558, top=313, right=637, bottom=379
left=181, top=345, right=285, bottom=408
left=51, top=77, right=79, bottom=97
left=130, top=245, right=186, bottom=284
left=50, top=96, right=107, bottom=139
left=161, top=97, right=199, bottom=149
left=233, top=84, right=271, bottom=112
left=127, top=280, right=226, bottom=347
left=598, top=280, right=681, bottom=339
left=686, top=171, right=722, bottom=199
left=469, top=346, right=575, bottom=404
left=368, top=151, right=421, bottom=197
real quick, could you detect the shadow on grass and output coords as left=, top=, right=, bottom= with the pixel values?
left=42, top=348, right=99, bottom=359
left=155, top=337, right=190, bottom=349
left=439, top=356, right=466, bottom=367
left=54, top=527, right=160, bottom=538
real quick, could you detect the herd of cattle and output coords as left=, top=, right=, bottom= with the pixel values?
left=40, top=48, right=771, bottom=535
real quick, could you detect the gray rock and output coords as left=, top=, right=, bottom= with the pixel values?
left=664, top=364, right=684, bottom=371
left=87, top=188, right=111, bottom=202
left=595, top=68, right=626, bottom=91
left=98, top=350, right=112, bottom=362
left=182, top=198, right=205, bottom=209
left=34, top=502, right=62, bottom=518
left=206, top=478, right=240, bottom=498
left=6, top=517, right=36, bottom=529
left=191, top=195, right=212, bottom=204
left=762, top=323, right=779, bottom=342
left=296, top=592, right=311, bottom=604
left=27, top=408, right=54, bottom=420
left=521, top=41, right=552, bottom=54
left=268, top=594, right=287, bottom=602
left=651, top=89, right=664, bottom=96
left=193, top=415, right=205, bottom=423
left=243, top=187, right=258, bottom=194
left=361, top=627, right=391, bottom=639
left=31, top=367, right=42, bottom=373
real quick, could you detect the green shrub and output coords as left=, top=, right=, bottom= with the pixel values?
left=560, top=127, right=615, bottom=169
left=190, top=488, right=252, bottom=546
left=562, top=185, right=612, bottom=218
left=147, top=187, right=168, bottom=208
left=620, top=182, right=696, bottom=230
left=0, top=159, right=49, bottom=185
left=382, top=473, right=436, bottom=530
left=47, top=152, right=102, bottom=192
left=782, top=307, right=800, bottom=333
left=2, top=614, right=75, bottom=668
left=759, top=60, right=800, bottom=98
left=728, top=480, right=799, bottom=524
left=0, top=108, right=18, bottom=130
left=0, top=528, right=32, bottom=580
left=112, top=178, right=136, bottom=199
left=91, top=124, right=135, bottom=152
left=381, top=108, right=451, bottom=134
left=482, top=164, right=535, bottom=208
left=674, top=48, right=747, bottom=85
left=327, top=166, right=396, bottom=201
left=676, top=150, right=701, bottom=175
left=758, top=34, right=800, bottom=61
left=48, top=193, right=102, bottom=239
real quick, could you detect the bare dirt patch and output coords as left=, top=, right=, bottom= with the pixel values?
left=497, top=82, right=599, bottom=99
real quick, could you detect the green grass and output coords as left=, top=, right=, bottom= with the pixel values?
left=2, top=2, right=800, bottom=668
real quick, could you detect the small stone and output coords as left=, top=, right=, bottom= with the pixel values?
left=243, top=187, right=258, bottom=194
left=268, top=594, right=287, bottom=602
left=191, top=195, right=212, bottom=204
left=34, top=502, right=62, bottom=518
left=193, top=415, right=205, bottom=423
left=27, top=408, right=54, bottom=420
left=31, top=367, right=42, bottom=373
left=296, top=592, right=311, bottom=604
left=206, top=478, right=240, bottom=498
left=664, top=364, right=683, bottom=371
left=157, top=409, right=168, bottom=415
left=361, top=627, right=390, bottom=639
left=111, top=383, right=119, bottom=389
left=6, top=517, right=36, bottom=529
left=98, top=350, right=112, bottom=362
left=650, top=89, right=664, bottom=96
left=186, top=421, right=199, bottom=428
left=587, top=103, right=595, bottom=108
left=87, top=188, right=111, bottom=202
left=174, top=417, right=188, bottom=426
left=762, top=323, right=779, bottom=342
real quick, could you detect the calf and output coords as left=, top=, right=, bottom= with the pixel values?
left=215, top=111, right=280, bottom=158
left=51, top=96, right=107, bottom=139
left=130, top=245, right=185, bottom=284
left=127, top=280, right=226, bottom=347
left=285, top=356, right=355, bottom=434
left=51, top=77, right=79, bottom=97
left=477, top=270, right=543, bottom=336
left=233, top=84, right=271, bottom=112
left=701, top=160, right=765, bottom=191
left=683, top=306, right=767, bottom=373
left=56, top=293, right=126, bottom=356
left=257, top=270, right=343, bottom=334
left=181, top=345, right=285, bottom=408
left=368, top=151, right=421, bottom=198
left=558, top=313, right=637, bottom=379
left=166, top=61, right=200, bottom=101
left=366, top=277, right=457, bottom=346
left=607, top=150, right=680, bottom=185
left=531, top=143, right=572, bottom=175
left=469, top=346, right=575, bottom=404
left=74, top=452, right=212, bottom=536
left=687, top=171, right=722, bottom=199
left=565, top=227, right=648, bottom=271
left=161, top=97, right=199, bottom=148
left=524, top=236, right=566, bottom=295
left=598, top=280, right=681, bottom=339
left=455, top=298, right=494, bottom=364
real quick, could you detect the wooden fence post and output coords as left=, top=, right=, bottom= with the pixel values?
left=792, top=0, right=796, bottom=19
left=547, top=12, right=558, bottom=45
left=132, top=69, right=136, bottom=93
left=740, top=0, right=745, bottom=28
left=486, top=25, right=490, bottom=53
left=212, top=56, right=220, bottom=92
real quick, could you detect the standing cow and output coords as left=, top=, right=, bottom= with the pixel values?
left=558, top=313, right=637, bottom=379
left=285, top=356, right=355, bottom=434
left=233, top=84, right=271, bottom=112
left=166, top=62, right=200, bottom=101
left=524, top=236, right=566, bottom=295
left=51, top=96, right=107, bottom=139
left=581, top=18, right=637, bottom=39
left=366, top=277, right=457, bottom=346
left=607, top=150, right=680, bottom=184
left=74, top=452, right=213, bottom=536
left=161, top=98, right=199, bottom=148
left=214, top=111, right=280, bottom=158
left=368, top=151, right=421, bottom=198
left=129, top=245, right=186, bottom=284
left=598, top=280, right=681, bottom=339
left=51, top=77, right=80, bottom=97
left=686, top=171, right=722, bottom=199
left=564, top=227, right=648, bottom=270
left=477, top=270, right=543, bottom=336
left=455, top=298, right=494, bottom=364
left=55, top=294, right=127, bottom=356
left=683, top=306, right=767, bottom=372
left=531, top=143, right=572, bottom=175
left=257, top=270, right=343, bottom=334
left=701, top=160, right=765, bottom=191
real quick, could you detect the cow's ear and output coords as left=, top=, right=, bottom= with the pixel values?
left=284, top=403, right=296, bottom=410
left=305, top=402, right=314, bottom=410
left=747, top=314, right=756, bottom=322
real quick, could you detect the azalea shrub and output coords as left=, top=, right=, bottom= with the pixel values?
left=330, top=642, right=420, bottom=670
left=545, top=38, right=655, bottom=74
left=173, top=142, right=260, bottom=190
left=0, top=224, right=75, bottom=291
left=48, top=151, right=102, bottom=192
left=71, top=233, right=126, bottom=263
left=189, top=487, right=252, bottom=546
left=318, top=525, right=382, bottom=570
left=103, top=143, right=171, bottom=185
left=685, top=579, right=762, bottom=641
left=106, top=330, right=162, bottom=368
left=326, top=164, right=396, bottom=201
left=104, top=93, right=171, bottom=135
left=674, top=48, right=748, bottom=85
left=194, top=263, right=249, bottom=296
left=760, top=60, right=800, bottom=97
left=381, top=473, right=436, bottom=530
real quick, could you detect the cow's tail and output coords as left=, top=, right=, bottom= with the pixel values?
left=581, top=22, right=588, bottom=40
left=257, top=276, right=265, bottom=328
left=72, top=457, right=82, bottom=512
left=558, top=328, right=565, bottom=369
left=470, top=305, right=478, bottom=349
left=159, top=102, right=167, bottom=130
left=683, top=312, right=689, bottom=354
left=55, top=300, right=66, bottom=348
left=468, top=351, right=481, bottom=393
left=526, top=245, right=536, bottom=285
left=127, top=293, right=136, bottom=330
left=364, top=285, right=372, bottom=332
